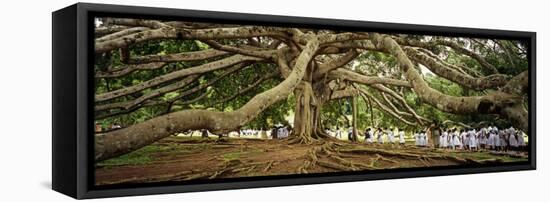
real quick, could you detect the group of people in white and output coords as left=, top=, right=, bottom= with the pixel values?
left=413, top=130, right=430, bottom=147
left=325, top=125, right=527, bottom=152
left=325, top=127, right=414, bottom=146
left=361, top=127, right=407, bottom=145
left=181, top=123, right=527, bottom=152
left=182, top=125, right=291, bottom=140
left=438, top=126, right=526, bottom=151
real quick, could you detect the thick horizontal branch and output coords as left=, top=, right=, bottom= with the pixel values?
left=95, top=63, right=252, bottom=118
left=202, top=40, right=275, bottom=59
left=404, top=47, right=509, bottom=90
left=107, top=68, right=279, bottom=119
left=329, top=68, right=411, bottom=88
left=95, top=25, right=128, bottom=36
left=103, top=18, right=169, bottom=29
left=95, top=62, right=166, bottom=78
left=318, top=32, right=370, bottom=44
left=501, top=70, right=529, bottom=96
left=130, top=49, right=230, bottom=64
left=95, top=26, right=291, bottom=53
left=96, top=27, right=151, bottom=43
left=95, top=55, right=262, bottom=102
left=330, top=87, right=359, bottom=99
left=201, top=71, right=279, bottom=108
left=95, top=74, right=201, bottom=112
left=96, top=88, right=210, bottom=120
left=327, top=40, right=378, bottom=51
left=394, top=37, right=499, bottom=74
left=164, top=21, right=243, bottom=29
left=315, top=49, right=359, bottom=78
left=416, top=48, right=482, bottom=77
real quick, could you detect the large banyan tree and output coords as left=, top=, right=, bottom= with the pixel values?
left=94, top=18, right=529, bottom=161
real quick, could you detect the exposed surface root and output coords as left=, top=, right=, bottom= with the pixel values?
left=96, top=137, right=528, bottom=185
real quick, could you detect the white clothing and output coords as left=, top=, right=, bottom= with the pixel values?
left=399, top=131, right=405, bottom=144
left=479, top=130, right=487, bottom=145
left=420, top=133, right=427, bottom=146
left=365, top=131, right=373, bottom=143
left=500, top=134, right=508, bottom=147
left=441, top=132, right=449, bottom=147
left=487, top=132, right=495, bottom=146
left=387, top=130, right=395, bottom=143
left=377, top=132, right=384, bottom=143
left=453, top=133, right=462, bottom=149
left=469, top=130, right=477, bottom=148
left=460, top=132, right=468, bottom=147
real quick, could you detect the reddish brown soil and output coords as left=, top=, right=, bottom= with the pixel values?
left=95, top=137, right=528, bottom=186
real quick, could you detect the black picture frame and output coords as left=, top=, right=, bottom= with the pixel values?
left=52, top=3, right=536, bottom=199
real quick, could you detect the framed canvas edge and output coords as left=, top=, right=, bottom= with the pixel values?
left=64, top=2, right=536, bottom=199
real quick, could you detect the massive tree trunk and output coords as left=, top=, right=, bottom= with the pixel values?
left=290, top=80, right=337, bottom=143
left=291, top=82, right=316, bottom=144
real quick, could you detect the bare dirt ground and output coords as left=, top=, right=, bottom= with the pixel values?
left=95, top=136, right=528, bottom=186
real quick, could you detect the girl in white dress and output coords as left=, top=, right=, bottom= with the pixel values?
left=387, top=128, right=395, bottom=144
left=439, top=130, right=445, bottom=148
left=479, top=128, right=487, bottom=149
left=449, top=131, right=456, bottom=149
left=487, top=130, right=495, bottom=150
left=365, top=128, right=374, bottom=144
left=441, top=130, right=449, bottom=149
left=377, top=128, right=384, bottom=144
left=460, top=129, right=468, bottom=150
left=453, top=130, right=462, bottom=149
left=398, top=129, right=405, bottom=145
left=468, top=129, right=478, bottom=151
left=492, top=126, right=500, bottom=150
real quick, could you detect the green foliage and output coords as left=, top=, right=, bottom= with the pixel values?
left=95, top=33, right=526, bottom=133
left=95, top=38, right=293, bottom=130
